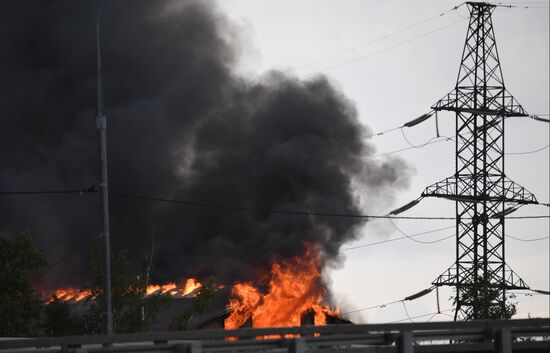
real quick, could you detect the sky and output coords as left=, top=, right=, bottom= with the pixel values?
left=216, top=0, right=550, bottom=322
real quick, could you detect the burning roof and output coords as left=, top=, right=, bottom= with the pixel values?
left=45, top=246, right=352, bottom=331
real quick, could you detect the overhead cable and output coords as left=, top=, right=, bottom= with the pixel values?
left=2, top=188, right=548, bottom=220
left=0, top=185, right=97, bottom=196
left=342, top=225, right=455, bottom=250
left=388, top=218, right=455, bottom=244
left=109, top=192, right=456, bottom=220
left=376, top=136, right=453, bottom=157
left=506, top=144, right=549, bottom=155
left=342, top=229, right=548, bottom=252
left=391, top=309, right=455, bottom=323
left=342, top=286, right=436, bottom=315
left=305, top=18, right=467, bottom=75
left=32, top=244, right=88, bottom=281
left=495, top=3, right=550, bottom=9
left=365, top=126, right=403, bottom=138
left=505, top=234, right=550, bottom=242
left=288, top=3, right=466, bottom=73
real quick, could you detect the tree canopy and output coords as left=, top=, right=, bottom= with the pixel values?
left=0, top=234, right=46, bottom=336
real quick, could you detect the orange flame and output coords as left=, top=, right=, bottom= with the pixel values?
left=224, top=245, right=338, bottom=329
left=182, top=278, right=202, bottom=296
left=145, top=279, right=202, bottom=297
left=146, top=284, right=161, bottom=296
left=46, top=288, right=92, bottom=303
left=47, top=278, right=202, bottom=303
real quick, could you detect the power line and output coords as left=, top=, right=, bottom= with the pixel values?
left=287, top=3, right=466, bottom=73
left=342, top=299, right=404, bottom=315
left=342, top=228, right=549, bottom=251
left=391, top=309, right=455, bottom=323
left=426, top=311, right=455, bottom=321
left=507, top=215, right=550, bottom=219
left=365, top=126, right=403, bottom=138
left=331, top=112, right=548, bottom=142
left=0, top=186, right=97, bottom=196
left=343, top=288, right=454, bottom=321
left=400, top=128, right=454, bottom=150
left=109, top=192, right=550, bottom=220
left=506, top=144, right=550, bottom=155
left=342, top=225, right=455, bottom=251
left=495, top=3, right=550, bottom=9
left=366, top=111, right=436, bottom=139
left=32, top=244, right=88, bottom=281
left=34, top=233, right=548, bottom=246
left=496, top=1, right=550, bottom=3
left=401, top=301, right=415, bottom=322
left=388, top=218, right=454, bottom=244
left=376, top=136, right=453, bottom=156
left=1, top=189, right=547, bottom=220
left=109, top=192, right=456, bottom=220
left=505, top=234, right=550, bottom=242
left=305, top=18, right=467, bottom=76
left=375, top=128, right=548, bottom=157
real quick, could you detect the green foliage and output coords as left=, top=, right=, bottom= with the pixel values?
left=171, top=310, right=194, bottom=330
left=85, top=242, right=170, bottom=333
left=42, top=297, right=85, bottom=336
left=171, top=278, right=219, bottom=330
left=0, top=235, right=170, bottom=336
left=451, top=275, right=517, bottom=320
left=0, top=234, right=46, bottom=337
left=192, top=279, right=218, bottom=314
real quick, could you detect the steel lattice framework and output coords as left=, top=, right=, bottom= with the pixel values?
left=421, top=2, right=538, bottom=321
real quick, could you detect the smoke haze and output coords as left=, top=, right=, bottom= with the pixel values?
left=0, top=0, right=411, bottom=287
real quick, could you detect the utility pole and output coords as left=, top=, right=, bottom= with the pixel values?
left=96, top=0, right=113, bottom=335
left=421, top=2, right=538, bottom=320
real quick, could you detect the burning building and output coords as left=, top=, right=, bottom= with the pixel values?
left=2, top=0, right=411, bottom=330
left=44, top=247, right=351, bottom=330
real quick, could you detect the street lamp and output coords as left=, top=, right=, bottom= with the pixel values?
left=96, top=0, right=113, bottom=335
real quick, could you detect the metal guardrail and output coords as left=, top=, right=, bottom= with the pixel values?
left=0, top=319, right=548, bottom=353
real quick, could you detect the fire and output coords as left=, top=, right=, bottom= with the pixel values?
left=182, top=278, right=202, bottom=296
left=46, top=278, right=202, bottom=303
left=224, top=245, right=338, bottom=329
left=46, top=288, right=92, bottom=303
left=145, top=278, right=202, bottom=297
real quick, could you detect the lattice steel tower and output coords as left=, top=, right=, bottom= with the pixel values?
left=421, top=2, right=538, bottom=320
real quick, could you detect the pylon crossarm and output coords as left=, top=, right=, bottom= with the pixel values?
left=432, top=264, right=529, bottom=290
left=504, top=265, right=530, bottom=290
left=421, top=176, right=538, bottom=205
left=431, top=90, right=529, bottom=117
left=432, top=264, right=458, bottom=287
left=502, top=177, right=538, bottom=204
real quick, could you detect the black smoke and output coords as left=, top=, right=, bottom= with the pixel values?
left=0, top=0, right=411, bottom=287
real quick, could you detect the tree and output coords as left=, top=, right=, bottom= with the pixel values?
left=171, top=279, right=219, bottom=330
left=0, top=234, right=46, bottom=336
left=42, top=297, right=85, bottom=336
left=85, top=242, right=169, bottom=334
left=451, top=274, right=517, bottom=320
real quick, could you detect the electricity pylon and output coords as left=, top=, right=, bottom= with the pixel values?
left=421, top=2, right=538, bottom=321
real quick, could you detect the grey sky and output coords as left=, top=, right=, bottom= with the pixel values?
left=217, top=0, right=550, bottom=322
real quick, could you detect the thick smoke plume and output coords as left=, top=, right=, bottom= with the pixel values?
left=0, top=0, right=410, bottom=287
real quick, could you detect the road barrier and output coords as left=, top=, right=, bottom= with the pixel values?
left=0, top=318, right=548, bottom=353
